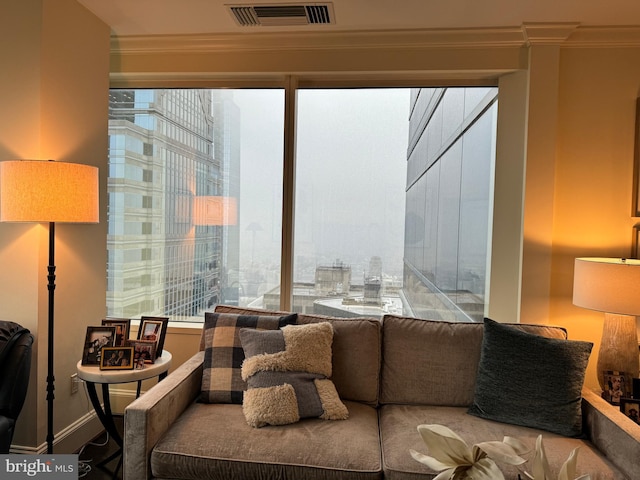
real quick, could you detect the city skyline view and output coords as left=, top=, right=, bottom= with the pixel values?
left=107, top=86, right=497, bottom=321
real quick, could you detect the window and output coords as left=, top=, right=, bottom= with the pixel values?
left=107, top=85, right=497, bottom=322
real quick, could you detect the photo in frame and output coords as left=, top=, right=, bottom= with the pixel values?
left=138, top=316, right=168, bottom=358
left=632, top=224, right=640, bottom=259
left=82, top=326, right=116, bottom=365
left=602, top=370, right=632, bottom=405
left=127, top=339, right=157, bottom=368
left=99, top=346, right=134, bottom=370
left=620, top=398, right=640, bottom=425
left=633, top=97, right=640, bottom=216
left=101, top=318, right=131, bottom=346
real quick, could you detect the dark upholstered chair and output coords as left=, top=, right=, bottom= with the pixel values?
left=0, top=321, right=33, bottom=453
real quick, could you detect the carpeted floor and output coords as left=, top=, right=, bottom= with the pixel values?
left=77, top=415, right=123, bottom=480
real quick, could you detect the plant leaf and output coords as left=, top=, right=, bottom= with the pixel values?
left=558, top=447, right=580, bottom=480
left=530, top=434, right=551, bottom=480
left=410, top=449, right=453, bottom=472
left=415, top=424, right=473, bottom=466
left=475, top=441, right=527, bottom=466
left=503, top=436, right=530, bottom=456
left=467, top=457, right=506, bottom=480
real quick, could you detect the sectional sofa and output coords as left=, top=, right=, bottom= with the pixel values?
left=123, top=305, right=639, bottom=479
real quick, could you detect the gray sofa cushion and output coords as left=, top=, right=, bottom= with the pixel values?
left=378, top=404, right=626, bottom=480
left=150, top=400, right=382, bottom=480
left=214, top=305, right=382, bottom=405
left=380, top=315, right=568, bottom=406
left=468, top=318, right=593, bottom=437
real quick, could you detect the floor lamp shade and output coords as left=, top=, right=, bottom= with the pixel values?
left=573, top=258, right=640, bottom=389
left=0, top=159, right=99, bottom=454
left=0, top=160, right=99, bottom=223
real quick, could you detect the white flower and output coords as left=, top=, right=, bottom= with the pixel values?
left=523, top=435, right=591, bottom=480
left=410, top=424, right=528, bottom=480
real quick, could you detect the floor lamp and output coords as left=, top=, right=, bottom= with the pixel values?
left=573, top=257, right=640, bottom=390
left=0, top=160, right=99, bottom=454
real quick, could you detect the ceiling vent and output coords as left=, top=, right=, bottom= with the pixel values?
left=228, top=3, right=334, bottom=27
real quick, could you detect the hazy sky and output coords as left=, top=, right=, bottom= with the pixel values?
left=232, top=88, right=410, bottom=281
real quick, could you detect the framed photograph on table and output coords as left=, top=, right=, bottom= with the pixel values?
left=127, top=339, right=157, bottom=367
left=602, top=370, right=631, bottom=405
left=99, top=346, right=134, bottom=370
left=632, top=224, right=640, bottom=259
left=620, top=398, right=640, bottom=424
left=82, top=326, right=116, bottom=365
left=632, top=97, right=640, bottom=216
left=138, top=316, right=169, bottom=358
left=101, top=318, right=131, bottom=346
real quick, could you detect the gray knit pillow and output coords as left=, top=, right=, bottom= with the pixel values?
left=468, top=318, right=593, bottom=437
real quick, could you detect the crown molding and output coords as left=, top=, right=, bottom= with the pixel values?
left=111, top=27, right=527, bottom=55
left=564, top=25, right=640, bottom=47
left=522, top=23, right=580, bottom=46
left=110, top=23, right=640, bottom=57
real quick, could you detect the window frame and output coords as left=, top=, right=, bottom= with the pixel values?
left=108, top=73, right=525, bottom=322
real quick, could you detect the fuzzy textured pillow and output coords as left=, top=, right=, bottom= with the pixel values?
left=468, top=318, right=593, bottom=437
left=199, top=312, right=297, bottom=404
left=239, top=322, right=349, bottom=428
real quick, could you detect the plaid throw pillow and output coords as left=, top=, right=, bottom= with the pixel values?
left=199, top=312, right=297, bottom=404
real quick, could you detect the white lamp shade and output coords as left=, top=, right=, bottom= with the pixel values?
left=0, top=160, right=99, bottom=223
left=573, top=257, right=640, bottom=316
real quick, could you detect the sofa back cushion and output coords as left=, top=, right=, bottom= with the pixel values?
left=214, top=305, right=382, bottom=405
left=379, top=315, right=568, bottom=406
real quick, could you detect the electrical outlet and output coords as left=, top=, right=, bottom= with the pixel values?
left=70, top=373, right=79, bottom=394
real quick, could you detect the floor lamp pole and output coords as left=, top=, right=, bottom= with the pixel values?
left=46, top=221, right=56, bottom=454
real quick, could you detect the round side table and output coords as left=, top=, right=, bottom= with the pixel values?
left=76, top=350, right=172, bottom=478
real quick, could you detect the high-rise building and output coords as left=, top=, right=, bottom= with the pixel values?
left=403, top=87, right=498, bottom=322
left=107, top=89, right=236, bottom=319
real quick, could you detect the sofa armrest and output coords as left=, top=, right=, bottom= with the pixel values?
left=123, top=351, right=204, bottom=480
left=582, top=388, right=640, bottom=480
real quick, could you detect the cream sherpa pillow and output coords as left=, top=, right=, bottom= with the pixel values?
left=239, top=322, right=349, bottom=428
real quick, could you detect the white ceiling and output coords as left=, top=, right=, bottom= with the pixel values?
left=77, top=0, right=640, bottom=37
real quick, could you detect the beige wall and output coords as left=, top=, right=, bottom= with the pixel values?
left=2, top=7, right=640, bottom=450
left=550, top=46, right=640, bottom=388
left=0, top=0, right=110, bottom=452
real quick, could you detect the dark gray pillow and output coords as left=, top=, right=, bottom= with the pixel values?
left=468, top=318, right=593, bottom=437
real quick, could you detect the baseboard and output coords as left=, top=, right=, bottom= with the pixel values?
left=9, top=387, right=143, bottom=454
left=10, top=410, right=104, bottom=455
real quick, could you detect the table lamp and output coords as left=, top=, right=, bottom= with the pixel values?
left=0, top=160, right=99, bottom=453
left=572, top=257, right=640, bottom=390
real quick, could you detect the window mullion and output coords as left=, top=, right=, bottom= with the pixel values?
left=280, top=75, right=298, bottom=311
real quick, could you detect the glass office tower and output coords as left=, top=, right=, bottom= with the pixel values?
left=107, top=89, right=239, bottom=319
left=403, top=87, right=498, bottom=322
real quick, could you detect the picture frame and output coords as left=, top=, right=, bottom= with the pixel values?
left=127, top=339, right=157, bottom=367
left=101, top=318, right=131, bottom=346
left=99, top=346, right=134, bottom=370
left=81, top=326, right=116, bottom=365
left=632, top=224, right=640, bottom=259
left=633, top=97, right=640, bottom=216
left=602, top=370, right=632, bottom=405
left=620, top=398, right=640, bottom=425
left=138, top=316, right=169, bottom=358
